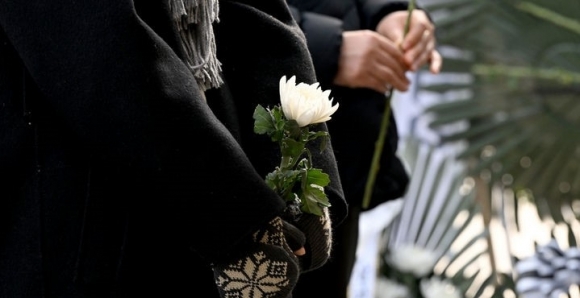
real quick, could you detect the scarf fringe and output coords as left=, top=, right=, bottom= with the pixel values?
left=170, top=0, right=223, bottom=91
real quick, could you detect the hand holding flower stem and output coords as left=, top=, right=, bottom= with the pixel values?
left=362, top=0, right=415, bottom=209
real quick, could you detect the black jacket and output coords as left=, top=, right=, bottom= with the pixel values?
left=0, top=0, right=346, bottom=297
left=288, top=0, right=410, bottom=209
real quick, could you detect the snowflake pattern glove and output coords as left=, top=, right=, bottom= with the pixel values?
left=212, top=217, right=300, bottom=298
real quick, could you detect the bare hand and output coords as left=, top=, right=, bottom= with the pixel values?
left=376, top=10, right=442, bottom=74
left=333, top=30, right=410, bottom=93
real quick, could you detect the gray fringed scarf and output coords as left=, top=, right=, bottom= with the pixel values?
left=170, top=0, right=223, bottom=91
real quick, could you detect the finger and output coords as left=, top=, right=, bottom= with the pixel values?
left=375, top=63, right=410, bottom=92
left=404, top=31, right=435, bottom=70
left=372, top=35, right=410, bottom=91
left=360, top=71, right=402, bottom=94
left=411, top=35, right=436, bottom=70
left=429, top=50, right=443, bottom=74
left=400, top=11, right=433, bottom=49
left=364, top=74, right=390, bottom=94
left=294, top=247, right=306, bottom=256
left=375, top=34, right=406, bottom=64
left=376, top=42, right=409, bottom=76
left=368, top=45, right=410, bottom=92
left=375, top=34, right=411, bottom=76
left=401, top=20, right=433, bottom=51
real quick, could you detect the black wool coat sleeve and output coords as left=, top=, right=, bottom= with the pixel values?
left=288, top=6, right=344, bottom=89
left=0, top=0, right=284, bottom=261
left=0, top=0, right=346, bottom=296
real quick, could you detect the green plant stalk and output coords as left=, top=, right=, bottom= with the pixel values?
left=362, top=96, right=393, bottom=209
left=472, top=63, right=580, bottom=84
left=362, top=0, right=415, bottom=209
left=403, top=0, right=415, bottom=38
left=516, top=1, right=580, bottom=35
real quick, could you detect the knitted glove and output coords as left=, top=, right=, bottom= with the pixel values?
left=212, top=217, right=301, bottom=298
left=286, top=207, right=332, bottom=272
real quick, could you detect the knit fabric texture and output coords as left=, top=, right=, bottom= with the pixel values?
left=212, top=217, right=300, bottom=298
left=292, top=207, right=332, bottom=272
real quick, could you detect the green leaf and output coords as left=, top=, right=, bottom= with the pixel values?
left=305, top=168, right=330, bottom=188
left=299, top=183, right=330, bottom=216
left=281, top=138, right=305, bottom=160
left=265, top=169, right=301, bottom=202
left=296, top=169, right=332, bottom=215
left=270, top=106, right=287, bottom=142
left=264, top=170, right=282, bottom=193
left=253, top=105, right=275, bottom=135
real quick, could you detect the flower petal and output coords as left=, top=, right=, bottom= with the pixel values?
left=278, top=76, right=338, bottom=127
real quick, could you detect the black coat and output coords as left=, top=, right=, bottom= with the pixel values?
left=0, top=0, right=346, bottom=297
left=288, top=0, right=410, bottom=210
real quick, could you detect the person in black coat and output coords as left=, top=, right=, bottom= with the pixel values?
left=0, top=0, right=347, bottom=297
left=287, top=1, right=443, bottom=297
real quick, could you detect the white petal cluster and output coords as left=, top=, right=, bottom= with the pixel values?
left=279, top=75, right=339, bottom=127
left=374, top=277, right=410, bottom=298
left=387, top=244, right=438, bottom=277
left=420, top=277, right=462, bottom=298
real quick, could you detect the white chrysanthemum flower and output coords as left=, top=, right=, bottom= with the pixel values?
left=375, top=277, right=410, bottom=298
left=387, top=244, right=438, bottom=277
left=420, top=277, right=461, bottom=298
left=279, top=75, right=339, bottom=127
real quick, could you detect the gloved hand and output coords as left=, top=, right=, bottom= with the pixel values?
left=284, top=207, right=332, bottom=272
left=212, top=217, right=302, bottom=298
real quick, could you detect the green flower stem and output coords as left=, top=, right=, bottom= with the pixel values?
left=403, top=0, right=415, bottom=37
left=362, top=0, right=415, bottom=209
left=362, top=96, right=393, bottom=209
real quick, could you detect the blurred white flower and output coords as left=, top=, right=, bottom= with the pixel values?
left=375, top=277, right=410, bottom=298
left=420, top=277, right=461, bottom=298
left=279, top=75, right=339, bottom=127
left=387, top=244, right=438, bottom=277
